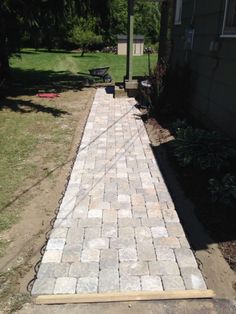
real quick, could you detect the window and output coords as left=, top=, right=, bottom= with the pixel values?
left=222, top=0, right=236, bottom=36
left=174, top=0, right=183, bottom=25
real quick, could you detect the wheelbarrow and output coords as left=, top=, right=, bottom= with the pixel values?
left=88, top=66, right=112, bottom=83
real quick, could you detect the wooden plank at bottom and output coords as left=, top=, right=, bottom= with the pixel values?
left=35, top=289, right=215, bottom=305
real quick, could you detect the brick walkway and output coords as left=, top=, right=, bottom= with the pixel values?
left=32, top=88, right=207, bottom=296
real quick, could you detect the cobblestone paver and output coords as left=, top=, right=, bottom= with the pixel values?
left=32, top=88, right=207, bottom=296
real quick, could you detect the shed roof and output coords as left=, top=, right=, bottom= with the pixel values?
left=117, top=34, right=144, bottom=40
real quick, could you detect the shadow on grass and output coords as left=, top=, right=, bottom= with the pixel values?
left=0, top=98, right=70, bottom=116
left=21, top=49, right=73, bottom=54
left=10, top=68, right=87, bottom=94
left=4, top=67, right=95, bottom=95
left=39, top=49, right=73, bottom=54
left=19, top=50, right=40, bottom=55
left=72, top=54, right=99, bottom=59
left=0, top=67, right=96, bottom=115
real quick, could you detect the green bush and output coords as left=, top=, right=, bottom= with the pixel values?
left=208, top=174, right=236, bottom=206
left=173, top=127, right=236, bottom=170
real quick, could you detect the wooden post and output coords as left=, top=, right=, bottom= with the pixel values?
left=126, top=0, right=134, bottom=81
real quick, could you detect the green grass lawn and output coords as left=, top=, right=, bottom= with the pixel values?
left=10, top=49, right=158, bottom=83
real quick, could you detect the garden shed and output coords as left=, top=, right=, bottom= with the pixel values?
left=117, top=34, right=144, bottom=56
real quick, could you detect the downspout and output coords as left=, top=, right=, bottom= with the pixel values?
left=185, top=0, right=196, bottom=62
left=206, top=0, right=225, bottom=117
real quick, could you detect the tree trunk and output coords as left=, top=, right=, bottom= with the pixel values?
left=0, top=40, right=10, bottom=82
left=81, top=48, right=85, bottom=57
left=0, top=19, right=10, bottom=81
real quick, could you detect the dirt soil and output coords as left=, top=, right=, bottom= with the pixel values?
left=0, top=87, right=96, bottom=312
left=143, top=116, right=236, bottom=299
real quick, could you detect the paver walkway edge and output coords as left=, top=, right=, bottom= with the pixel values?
left=32, top=88, right=208, bottom=297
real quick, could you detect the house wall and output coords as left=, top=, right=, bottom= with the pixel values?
left=171, top=0, right=236, bottom=139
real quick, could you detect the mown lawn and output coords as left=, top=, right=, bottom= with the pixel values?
left=10, top=49, right=158, bottom=83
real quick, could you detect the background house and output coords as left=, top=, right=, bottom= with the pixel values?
left=117, top=34, right=144, bottom=56
left=170, top=0, right=236, bottom=139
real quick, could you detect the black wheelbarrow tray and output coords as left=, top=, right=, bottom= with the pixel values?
left=88, top=66, right=112, bottom=83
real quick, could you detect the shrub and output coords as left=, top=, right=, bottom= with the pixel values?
left=149, top=63, right=193, bottom=116
left=208, top=174, right=236, bottom=206
left=173, top=127, right=236, bottom=170
left=68, top=18, right=103, bottom=57
left=170, top=119, right=188, bottom=135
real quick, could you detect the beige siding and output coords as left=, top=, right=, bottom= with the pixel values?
left=118, top=42, right=127, bottom=55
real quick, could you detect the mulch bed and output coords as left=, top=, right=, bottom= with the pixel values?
left=145, top=115, right=236, bottom=274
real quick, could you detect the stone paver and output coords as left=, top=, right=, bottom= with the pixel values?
left=69, top=262, right=99, bottom=278
left=162, top=275, right=185, bottom=291
left=119, top=248, right=137, bottom=262
left=54, top=277, right=77, bottom=294
left=31, top=278, right=55, bottom=295
left=77, top=277, right=98, bottom=293
left=181, top=267, right=207, bottom=290
left=120, top=262, right=149, bottom=276
left=141, top=276, right=163, bottom=291
left=100, top=249, right=118, bottom=269
left=120, top=276, right=141, bottom=291
left=149, top=261, right=180, bottom=276
left=37, top=263, right=70, bottom=279
left=42, top=250, right=62, bottom=264
left=99, top=269, right=119, bottom=292
left=32, top=88, right=207, bottom=296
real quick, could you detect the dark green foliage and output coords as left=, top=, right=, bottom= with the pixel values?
left=0, top=0, right=74, bottom=77
left=134, top=0, right=160, bottom=45
left=160, top=63, right=193, bottom=115
left=208, top=174, right=236, bottom=206
left=173, top=127, right=236, bottom=170
left=106, top=0, right=160, bottom=45
left=170, top=119, right=188, bottom=135
left=148, top=63, right=192, bottom=116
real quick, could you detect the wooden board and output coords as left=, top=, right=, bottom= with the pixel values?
left=35, top=289, right=215, bottom=305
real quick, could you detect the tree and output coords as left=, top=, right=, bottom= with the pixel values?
left=109, top=0, right=128, bottom=42
left=0, top=0, right=161, bottom=82
left=0, top=0, right=74, bottom=80
left=103, top=0, right=160, bottom=45
left=134, top=0, right=160, bottom=45
left=0, top=1, right=23, bottom=80
left=69, top=20, right=103, bottom=56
